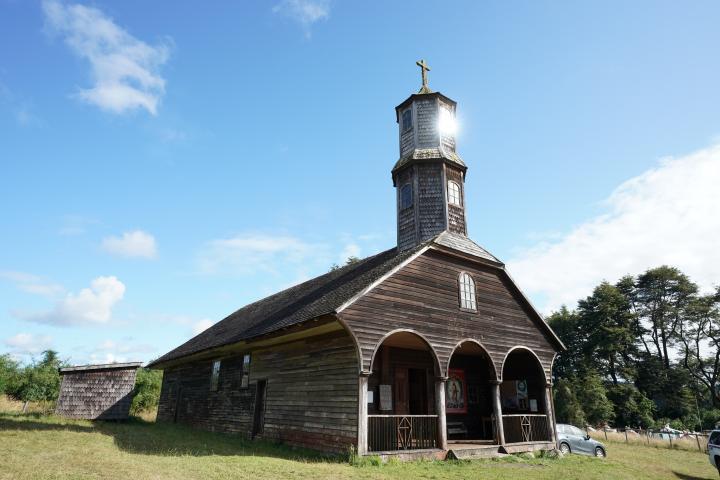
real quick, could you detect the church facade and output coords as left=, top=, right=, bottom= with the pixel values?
left=150, top=63, right=564, bottom=459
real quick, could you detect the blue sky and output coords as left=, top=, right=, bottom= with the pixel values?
left=2, top=0, right=719, bottom=365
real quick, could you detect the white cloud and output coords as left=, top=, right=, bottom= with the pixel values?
left=338, top=242, right=361, bottom=264
left=0, top=270, right=65, bottom=297
left=42, top=0, right=170, bottom=115
left=85, top=338, right=155, bottom=364
left=508, top=144, right=720, bottom=314
left=273, top=0, right=330, bottom=36
left=192, top=318, right=216, bottom=335
left=197, top=233, right=326, bottom=275
left=19, top=276, right=126, bottom=326
left=102, top=230, right=157, bottom=259
left=5, top=333, right=54, bottom=358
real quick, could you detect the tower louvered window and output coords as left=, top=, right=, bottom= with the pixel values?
left=459, top=272, right=477, bottom=311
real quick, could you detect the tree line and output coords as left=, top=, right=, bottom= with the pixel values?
left=0, top=351, right=161, bottom=415
left=549, top=265, right=720, bottom=431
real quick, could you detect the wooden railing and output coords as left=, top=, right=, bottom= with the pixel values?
left=502, top=414, right=551, bottom=443
left=368, top=415, right=438, bottom=452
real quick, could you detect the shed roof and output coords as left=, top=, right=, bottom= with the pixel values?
left=59, top=362, right=143, bottom=373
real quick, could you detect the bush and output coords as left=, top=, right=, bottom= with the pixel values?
left=130, top=368, right=162, bottom=414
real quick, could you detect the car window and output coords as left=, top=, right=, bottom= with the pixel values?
left=571, top=426, right=585, bottom=436
left=556, top=425, right=566, bottom=434
left=710, top=431, right=720, bottom=445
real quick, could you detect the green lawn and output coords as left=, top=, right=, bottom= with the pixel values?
left=0, top=413, right=716, bottom=480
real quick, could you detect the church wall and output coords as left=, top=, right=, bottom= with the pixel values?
left=417, top=163, right=447, bottom=240
left=415, top=97, right=438, bottom=148
left=339, top=249, right=557, bottom=381
left=157, top=330, right=358, bottom=454
left=251, top=330, right=358, bottom=453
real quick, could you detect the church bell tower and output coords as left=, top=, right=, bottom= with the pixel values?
left=393, top=60, right=468, bottom=251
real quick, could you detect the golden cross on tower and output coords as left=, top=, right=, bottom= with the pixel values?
left=416, top=59, right=432, bottom=93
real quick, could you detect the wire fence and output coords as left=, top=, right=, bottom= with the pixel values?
left=588, top=427, right=710, bottom=453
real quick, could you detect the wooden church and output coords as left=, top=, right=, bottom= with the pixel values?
left=150, top=61, right=565, bottom=459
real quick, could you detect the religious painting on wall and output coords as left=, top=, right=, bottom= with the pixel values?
left=516, top=380, right=529, bottom=410
left=446, top=369, right=467, bottom=414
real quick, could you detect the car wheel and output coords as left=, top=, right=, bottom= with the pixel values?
left=560, top=443, right=571, bottom=455
left=595, top=447, right=606, bottom=458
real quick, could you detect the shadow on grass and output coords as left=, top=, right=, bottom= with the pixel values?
left=672, top=472, right=715, bottom=480
left=0, top=413, right=342, bottom=463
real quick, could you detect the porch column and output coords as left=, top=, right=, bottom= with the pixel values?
left=545, top=382, right=557, bottom=443
left=435, top=376, right=448, bottom=450
left=357, top=372, right=370, bottom=455
left=491, top=380, right=506, bottom=445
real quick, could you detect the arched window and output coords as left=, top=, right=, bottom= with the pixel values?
left=458, top=272, right=476, bottom=311
left=402, top=109, right=412, bottom=132
left=400, top=184, right=413, bottom=209
left=447, top=181, right=461, bottom=206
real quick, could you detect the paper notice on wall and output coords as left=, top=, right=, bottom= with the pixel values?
left=379, top=384, right=392, bottom=411
left=367, top=390, right=374, bottom=404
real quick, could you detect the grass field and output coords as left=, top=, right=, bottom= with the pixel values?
left=0, top=412, right=717, bottom=480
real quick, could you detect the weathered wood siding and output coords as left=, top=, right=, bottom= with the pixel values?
left=251, top=330, right=358, bottom=452
left=56, top=367, right=137, bottom=420
left=417, top=163, right=446, bottom=240
left=157, top=330, right=358, bottom=453
left=157, top=355, right=256, bottom=435
left=340, top=249, right=557, bottom=380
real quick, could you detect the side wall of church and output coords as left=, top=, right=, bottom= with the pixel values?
left=157, top=329, right=358, bottom=454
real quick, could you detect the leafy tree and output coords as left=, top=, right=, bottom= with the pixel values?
left=606, top=383, right=655, bottom=428
left=329, top=256, right=362, bottom=272
left=9, top=350, right=64, bottom=411
left=130, top=368, right=163, bottom=414
left=575, top=370, right=615, bottom=425
left=577, top=282, right=638, bottom=385
left=676, top=289, right=720, bottom=406
left=553, top=377, right=585, bottom=426
left=547, top=306, right=585, bottom=379
left=635, top=266, right=697, bottom=369
left=0, top=354, right=19, bottom=394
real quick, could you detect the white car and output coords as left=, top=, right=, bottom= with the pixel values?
left=709, top=430, right=720, bottom=472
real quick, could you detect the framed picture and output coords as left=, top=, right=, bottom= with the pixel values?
left=446, top=369, right=467, bottom=414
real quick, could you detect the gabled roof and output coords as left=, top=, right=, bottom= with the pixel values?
left=149, top=232, right=562, bottom=368
left=148, top=240, right=430, bottom=368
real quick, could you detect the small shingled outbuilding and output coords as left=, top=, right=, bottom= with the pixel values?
left=56, top=362, right=142, bottom=420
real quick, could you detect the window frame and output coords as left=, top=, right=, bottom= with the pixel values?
left=210, top=359, right=221, bottom=391
left=401, top=109, right=413, bottom=132
left=400, top=183, right=413, bottom=210
left=457, top=271, right=477, bottom=312
left=447, top=180, right=462, bottom=207
left=241, top=354, right=251, bottom=389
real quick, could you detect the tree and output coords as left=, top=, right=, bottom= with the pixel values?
left=606, top=383, right=655, bottom=428
left=553, top=377, right=586, bottom=426
left=0, top=354, right=19, bottom=394
left=9, top=350, right=64, bottom=412
left=676, top=288, right=720, bottom=406
left=635, top=266, right=697, bottom=369
left=547, top=306, right=585, bottom=379
left=577, top=282, right=638, bottom=385
left=130, top=368, right=163, bottom=415
left=575, top=370, right=615, bottom=426
left=329, top=256, right=362, bottom=272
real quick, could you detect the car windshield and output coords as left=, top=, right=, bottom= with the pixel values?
left=710, top=431, right=720, bottom=445
left=570, top=426, right=585, bottom=436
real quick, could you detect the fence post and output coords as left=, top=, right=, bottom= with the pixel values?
left=669, top=434, right=673, bottom=449
left=646, top=431, right=650, bottom=445
left=604, top=428, right=608, bottom=441
left=696, top=434, right=702, bottom=451
left=625, top=427, right=628, bottom=443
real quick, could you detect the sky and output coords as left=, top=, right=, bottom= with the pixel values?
left=1, top=0, right=719, bottom=365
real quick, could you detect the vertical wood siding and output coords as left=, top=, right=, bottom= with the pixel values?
left=340, top=249, right=557, bottom=380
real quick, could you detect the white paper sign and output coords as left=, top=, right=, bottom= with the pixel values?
left=367, top=390, right=374, bottom=403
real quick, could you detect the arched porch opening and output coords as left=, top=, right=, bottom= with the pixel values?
left=367, top=330, right=441, bottom=452
left=445, top=340, right=497, bottom=444
left=500, top=347, right=552, bottom=443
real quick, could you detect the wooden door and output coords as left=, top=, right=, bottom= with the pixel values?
left=394, top=367, right=409, bottom=415
left=252, top=380, right=267, bottom=438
